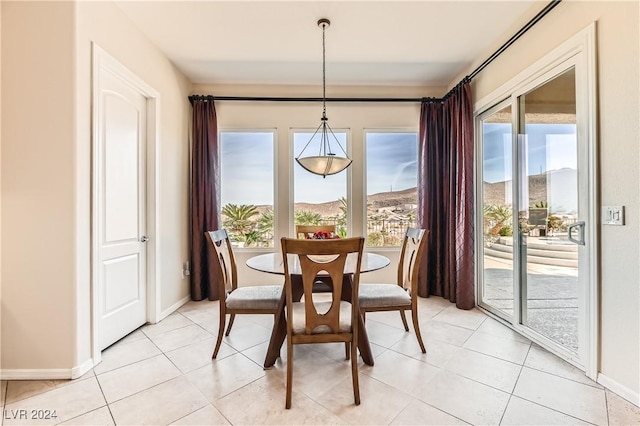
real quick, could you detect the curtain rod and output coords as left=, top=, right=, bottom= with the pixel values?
left=468, top=0, right=562, bottom=80
left=188, top=0, right=561, bottom=105
left=188, top=95, right=439, bottom=103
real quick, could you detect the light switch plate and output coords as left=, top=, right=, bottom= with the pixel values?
left=602, top=206, right=624, bottom=225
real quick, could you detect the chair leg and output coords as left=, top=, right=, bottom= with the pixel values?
left=411, top=306, right=426, bottom=353
left=212, top=309, right=226, bottom=359
left=399, top=310, right=410, bottom=331
left=345, top=342, right=350, bottom=360
left=225, top=314, right=236, bottom=336
left=351, top=338, right=360, bottom=405
left=285, top=340, right=293, bottom=409
left=274, top=313, right=282, bottom=359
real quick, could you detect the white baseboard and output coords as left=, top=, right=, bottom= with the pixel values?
left=1, top=357, right=94, bottom=381
left=71, top=358, right=94, bottom=379
left=597, top=373, right=640, bottom=407
left=156, top=295, right=190, bottom=323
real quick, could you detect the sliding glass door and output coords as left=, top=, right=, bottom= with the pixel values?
left=479, top=102, right=515, bottom=320
left=478, top=51, right=596, bottom=372
left=518, top=68, right=581, bottom=353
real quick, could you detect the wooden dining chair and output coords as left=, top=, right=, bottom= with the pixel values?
left=358, top=228, right=429, bottom=353
left=295, top=224, right=339, bottom=292
left=295, top=224, right=336, bottom=239
left=206, top=229, right=283, bottom=358
left=280, top=237, right=364, bottom=409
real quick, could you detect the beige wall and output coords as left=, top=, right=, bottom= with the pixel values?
left=1, top=1, right=191, bottom=373
left=2, top=1, right=77, bottom=370
left=471, top=1, right=640, bottom=398
left=192, top=83, right=442, bottom=286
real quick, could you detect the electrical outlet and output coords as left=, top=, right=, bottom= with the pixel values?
left=602, top=206, right=624, bottom=225
left=182, top=261, right=191, bottom=279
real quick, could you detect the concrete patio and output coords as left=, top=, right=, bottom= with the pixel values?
left=482, top=236, right=579, bottom=352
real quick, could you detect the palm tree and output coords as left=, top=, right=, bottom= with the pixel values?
left=337, top=197, right=348, bottom=237
left=294, top=210, right=322, bottom=225
left=221, top=204, right=259, bottom=239
left=256, top=209, right=275, bottom=247
left=484, top=204, right=513, bottom=235
left=257, top=208, right=274, bottom=232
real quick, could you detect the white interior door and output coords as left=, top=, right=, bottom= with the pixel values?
left=96, top=68, right=148, bottom=350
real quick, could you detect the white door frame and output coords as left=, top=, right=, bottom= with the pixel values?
left=91, top=44, right=161, bottom=364
left=473, top=24, right=598, bottom=379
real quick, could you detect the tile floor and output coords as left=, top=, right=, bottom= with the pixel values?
left=2, top=296, right=639, bottom=425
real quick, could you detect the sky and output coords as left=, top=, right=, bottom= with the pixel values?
left=220, top=126, right=575, bottom=206
left=221, top=131, right=418, bottom=206
left=365, top=133, right=418, bottom=195
left=482, top=123, right=577, bottom=183
left=220, top=132, right=274, bottom=206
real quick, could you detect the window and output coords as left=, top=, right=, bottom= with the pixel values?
left=293, top=131, right=348, bottom=237
left=220, top=131, right=275, bottom=247
left=365, top=131, right=418, bottom=247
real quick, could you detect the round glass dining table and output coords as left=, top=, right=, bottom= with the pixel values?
left=246, top=252, right=390, bottom=275
left=246, top=251, right=390, bottom=368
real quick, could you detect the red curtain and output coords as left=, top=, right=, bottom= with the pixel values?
left=417, top=81, right=475, bottom=309
left=190, top=100, right=221, bottom=301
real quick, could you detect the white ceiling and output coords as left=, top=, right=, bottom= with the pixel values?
left=115, top=0, right=548, bottom=87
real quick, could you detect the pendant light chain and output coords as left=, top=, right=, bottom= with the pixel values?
left=294, top=18, right=352, bottom=178
left=322, top=21, right=327, bottom=118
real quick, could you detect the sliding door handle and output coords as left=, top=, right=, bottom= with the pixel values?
left=567, top=221, right=585, bottom=246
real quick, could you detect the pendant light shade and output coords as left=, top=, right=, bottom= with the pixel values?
left=295, top=18, right=352, bottom=178
left=296, top=155, right=353, bottom=177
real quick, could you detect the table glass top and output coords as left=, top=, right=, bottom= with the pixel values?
left=246, top=252, right=390, bottom=275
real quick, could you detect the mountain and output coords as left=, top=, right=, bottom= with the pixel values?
left=254, top=187, right=418, bottom=218
left=483, top=168, right=577, bottom=213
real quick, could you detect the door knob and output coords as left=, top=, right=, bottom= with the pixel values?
left=140, top=235, right=149, bottom=243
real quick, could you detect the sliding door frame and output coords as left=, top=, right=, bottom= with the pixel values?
left=474, top=23, right=598, bottom=379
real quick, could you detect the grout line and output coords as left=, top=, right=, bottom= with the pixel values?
left=604, top=388, right=611, bottom=426
left=520, top=363, right=604, bottom=390
left=461, top=344, right=529, bottom=366
left=93, top=373, right=118, bottom=426
left=498, top=342, right=532, bottom=425
left=399, top=398, right=472, bottom=425
left=522, top=363, right=603, bottom=389
left=99, top=373, right=184, bottom=407
left=508, top=394, right=600, bottom=425
left=506, top=344, right=601, bottom=425
left=94, top=352, right=168, bottom=378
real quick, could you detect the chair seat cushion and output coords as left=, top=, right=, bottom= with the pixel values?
left=291, top=301, right=352, bottom=334
left=226, top=285, right=282, bottom=310
left=359, top=284, right=411, bottom=308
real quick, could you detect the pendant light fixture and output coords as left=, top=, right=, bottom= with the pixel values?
left=295, top=18, right=352, bottom=178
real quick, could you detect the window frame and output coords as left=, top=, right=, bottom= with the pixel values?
left=363, top=128, right=419, bottom=249
left=218, top=128, right=278, bottom=250
left=289, top=127, right=352, bottom=238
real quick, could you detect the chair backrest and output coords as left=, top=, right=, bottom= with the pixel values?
left=398, top=228, right=429, bottom=295
left=206, top=229, right=237, bottom=295
left=295, top=224, right=337, bottom=239
left=281, top=237, right=364, bottom=335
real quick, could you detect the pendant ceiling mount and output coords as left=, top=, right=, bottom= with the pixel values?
left=295, top=17, right=352, bottom=178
